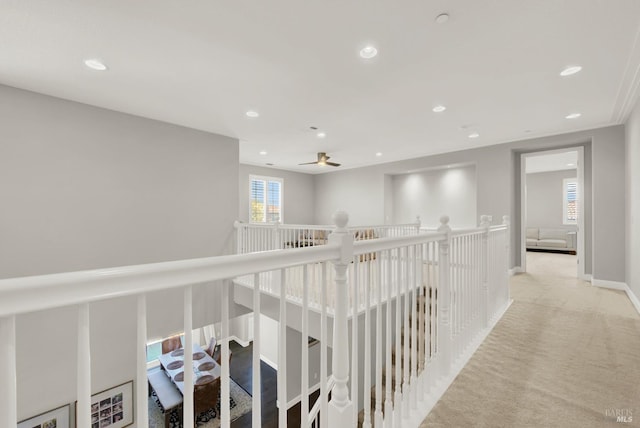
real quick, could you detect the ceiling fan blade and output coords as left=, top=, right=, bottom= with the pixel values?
left=326, top=162, right=341, bottom=167
left=298, top=161, right=319, bottom=165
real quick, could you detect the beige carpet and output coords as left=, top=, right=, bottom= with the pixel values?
left=420, top=252, right=640, bottom=427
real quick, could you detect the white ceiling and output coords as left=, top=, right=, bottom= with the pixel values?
left=525, top=151, right=578, bottom=174
left=2, top=1, right=640, bottom=174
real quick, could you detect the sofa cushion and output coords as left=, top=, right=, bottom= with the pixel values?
left=526, top=228, right=539, bottom=239
left=538, top=239, right=568, bottom=248
left=526, top=238, right=538, bottom=246
left=539, top=229, right=568, bottom=241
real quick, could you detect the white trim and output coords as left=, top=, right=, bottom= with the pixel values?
left=591, top=278, right=627, bottom=291
left=276, top=381, right=322, bottom=410
left=228, top=335, right=251, bottom=347
left=509, top=267, right=523, bottom=276
left=260, top=354, right=278, bottom=371
left=626, top=286, right=640, bottom=315
left=611, top=19, right=640, bottom=123
left=580, top=273, right=592, bottom=282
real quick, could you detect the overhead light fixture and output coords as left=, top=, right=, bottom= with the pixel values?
left=376, top=152, right=383, bottom=157
left=560, top=66, right=582, bottom=77
left=84, top=59, right=107, bottom=71
left=435, top=13, right=450, bottom=24
left=567, top=163, right=576, bottom=167
left=259, top=151, right=267, bottom=155
left=359, top=46, right=378, bottom=59
left=468, top=132, right=480, bottom=139
left=246, top=110, right=260, bottom=118
left=317, top=132, right=326, bottom=138
left=565, top=113, right=581, bottom=119
left=432, top=105, right=446, bottom=113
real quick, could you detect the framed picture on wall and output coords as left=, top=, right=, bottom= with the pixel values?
left=75, top=381, right=133, bottom=428
left=18, top=403, right=71, bottom=428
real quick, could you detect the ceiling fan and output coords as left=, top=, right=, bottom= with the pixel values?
left=298, top=152, right=341, bottom=167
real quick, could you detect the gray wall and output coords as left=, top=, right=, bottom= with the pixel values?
left=0, top=85, right=240, bottom=421
left=314, top=125, right=627, bottom=282
left=392, top=165, right=477, bottom=227
left=238, top=164, right=316, bottom=224
left=526, top=170, right=577, bottom=229
left=625, top=99, right=640, bottom=299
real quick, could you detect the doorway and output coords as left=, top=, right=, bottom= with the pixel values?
left=520, top=148, right=586, bottom=279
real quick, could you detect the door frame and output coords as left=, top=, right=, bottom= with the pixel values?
left=520, top=147, right=585, bottom=278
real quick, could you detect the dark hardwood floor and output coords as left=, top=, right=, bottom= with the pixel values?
left=229, top=341, right=320, bottom=428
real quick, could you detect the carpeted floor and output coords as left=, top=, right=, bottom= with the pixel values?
left=420, top=251, right=640, bottom=427
left=148, top=378, right=252, bottom=428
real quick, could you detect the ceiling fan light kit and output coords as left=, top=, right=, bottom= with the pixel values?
left=298, top=152, right=341, bottom=167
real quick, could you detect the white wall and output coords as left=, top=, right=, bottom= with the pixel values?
left=392, top=165, right=477, bottom=227
left=238, top=164, right=316, bottom=224
left=526, top=170, right=577, bottom=229
left=0, top=85, right=240, bottom=422
left=625, top=99, right=640, bottom=302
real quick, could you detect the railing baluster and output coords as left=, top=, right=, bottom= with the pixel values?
left=362, top=260, right=372, bottom=428
left=402, top=246, right=411, bottom=419
left=183, top=286, right=194, bottom=428
left=394, top=248, right=403, bottom=425
left=374, top=250, right=384, bottom=427
left=0, top=315, right=17, bottom=428
left=410, top=245, right=418, bottom=410
left=437, top=216, right=452, bottom=379
left=351, top=257, right=359, bottom=426
left=302, top=265, right=309, bottom=424
left=136, top=295, right=149, bottom=428
left=77, top=303, right=91, bottom=428
left=321, top=263, right=328, bottom=428
left=252, top=273, right=262, bottom=428
left=221, top=280, right=231, bottom=427
left=278, top=268, right=288, bottom=427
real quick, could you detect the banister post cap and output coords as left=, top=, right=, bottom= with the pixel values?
left=439, top=215, right=450, bottom=225
left=333, top=211, right=349, bottom=231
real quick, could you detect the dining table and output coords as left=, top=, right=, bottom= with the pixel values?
left=158, top=344, right=221, bottom=394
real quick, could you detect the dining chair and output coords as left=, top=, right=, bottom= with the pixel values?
left=194, top=377, right=220, bottom=420
left=213, top=346, right=233, bottom=366
left=161, top=335, right=182, bottom=354
left=204, top=337, right=217, bottom=358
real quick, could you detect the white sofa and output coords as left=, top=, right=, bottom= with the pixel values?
left=526, top=228, right=576, bottom=254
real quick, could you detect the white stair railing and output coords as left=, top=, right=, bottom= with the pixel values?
left=0, top=212, right=510, bottom=428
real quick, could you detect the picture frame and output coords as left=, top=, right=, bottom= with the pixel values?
left=76, top=381, right=133, bottom=428
left=18, top=403, right=71, bottom=428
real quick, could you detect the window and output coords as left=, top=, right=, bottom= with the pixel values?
left=563, top=178, right=578, bottom=225
left=250, top=175, right=283, bottom=223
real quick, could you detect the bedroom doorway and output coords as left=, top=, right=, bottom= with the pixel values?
left=520, top=148, right=585, bottom=279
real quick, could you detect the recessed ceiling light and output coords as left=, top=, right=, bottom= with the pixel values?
left=432, top=105, right=446, bottom=113
left=435, top=13, right=450, bottom=24
left=259, top=151, right=267, bottom=155
left=317, top=132, right=326, bottom=138
left=560, top=66, right=582, bottom=77
left=468, top=132, right=480, bottom=139
left=246, top=110, right=260, bottom=118
left=84, top=59, right=107, bottom=71
left=565, top=113, right=581, bottom=119
left=359, top=46, right=378, bottom=59
left=376, top=152, right=383, bottom=157
left=567, top=163, right=576, bottom=167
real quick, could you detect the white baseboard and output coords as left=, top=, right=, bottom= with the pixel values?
left=580, top=273, right=592, bottom=281
left=591, top=278, right=627, bottom=290
left=260, top=354, right=278, bottom=371
left=228, top=335, right=251, bottom=347
left=509, top=266, right=523, bottom=276
left=276, top=381, right=321, bottom=410
left=591, top=279, right=640, bottom=316
left=625, top=285, right=640, bottom=315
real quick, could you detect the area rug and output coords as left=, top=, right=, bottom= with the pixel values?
left=148, top=379, right=252, bottom=428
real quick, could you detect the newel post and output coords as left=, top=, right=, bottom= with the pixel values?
left=437, top=215, right=452, bottom=378
left=272, top=221, right=281, bottom=250
left=234, top=220, right=243, bottom=254
left=415, top=215, right=422, bottom=234
left=328, top=211, right=354, bottom=427
left=480, top=215, right=490, bottom=328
